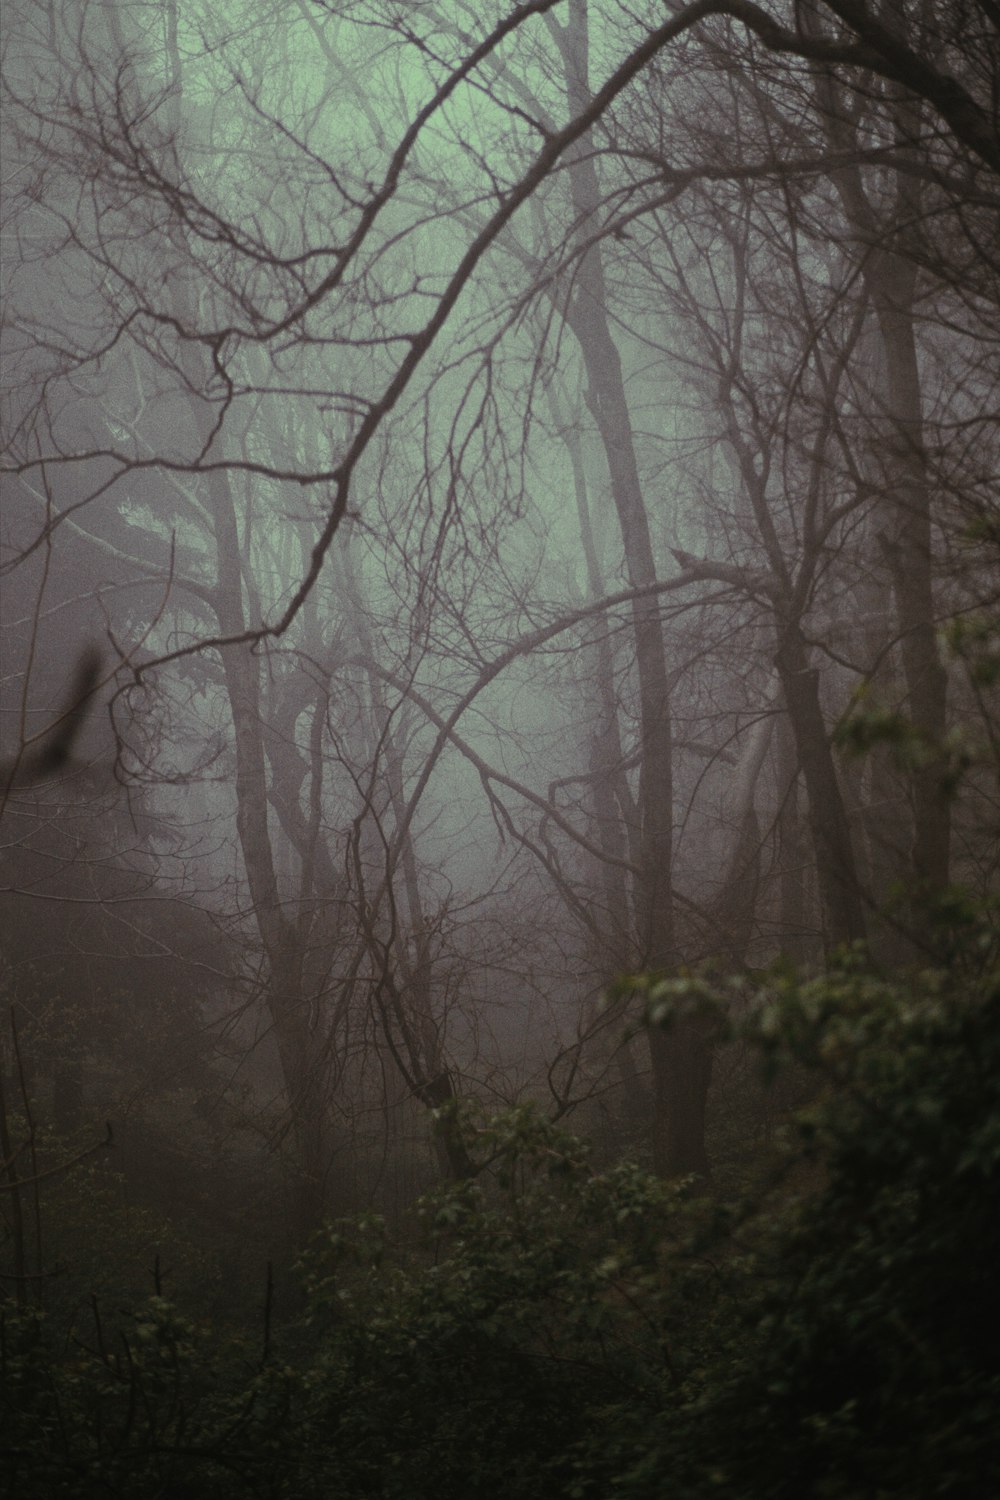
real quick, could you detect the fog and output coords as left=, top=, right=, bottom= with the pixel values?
left=1, top=0, right=997, bottom=1290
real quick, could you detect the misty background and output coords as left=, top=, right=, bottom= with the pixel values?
left=2, top=0, right=997, bottom=1264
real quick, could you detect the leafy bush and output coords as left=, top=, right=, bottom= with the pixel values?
left=626, top=916, right=1000, bottom=1496
left=3, top=904, right=998, bottom=1497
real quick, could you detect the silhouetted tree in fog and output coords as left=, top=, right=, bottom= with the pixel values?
left=2, top=0, right=996, bottom=1205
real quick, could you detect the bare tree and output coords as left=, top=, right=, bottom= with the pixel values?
left=2, top=0, right=996, bottom=1211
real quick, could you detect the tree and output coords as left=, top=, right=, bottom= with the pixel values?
left=2, top=0, right=996, bottom=1203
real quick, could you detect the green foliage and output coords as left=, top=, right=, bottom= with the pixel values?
left=4, top=909, right=998, bottom=1497
left=292, top=1113, right=695, bottom=1498
left=655, top=935, right=1000, bottom=1497
left=834, top=686, right=980, bottom=800
left=834, top=611, right=1000, bottom=802
left=1, top=1294, right=316, bottom=1500
left=944, top=613, right=1000, bottom=688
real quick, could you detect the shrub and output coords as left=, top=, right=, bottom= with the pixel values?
left=4, top=899, right=998, bottom=1497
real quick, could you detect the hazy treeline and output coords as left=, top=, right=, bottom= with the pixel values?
left=1, top=0, right=997, bottom=1248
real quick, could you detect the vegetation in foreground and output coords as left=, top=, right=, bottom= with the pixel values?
left=3, top=896, right=998, bottom=1499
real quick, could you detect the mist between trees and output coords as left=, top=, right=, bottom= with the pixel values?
left=1, top=0, right=997, bottom=1259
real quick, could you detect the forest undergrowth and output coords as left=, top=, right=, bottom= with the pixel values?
left=3, top=890, right=998, bottom=1500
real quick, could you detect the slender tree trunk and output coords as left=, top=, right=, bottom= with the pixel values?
left=214, top=603, right=331, bottom=1237
left=776, top=714, right=809, bottom=960
left=156, top=0, right=333, bottom=1238
left=711, top=680, right=778, bottom=966
left=339, top=540, right=474, bottom=1181
left=556, top=394, right=637, bottom=959
left=775, top=625, right=867, bottom=951
left=807, top=33, right=950, bottom=890
left=551, top=2, right=710, bottom=1178
left=871, top=278, right=950, bottom=888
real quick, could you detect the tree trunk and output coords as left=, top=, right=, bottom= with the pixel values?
left=776, top=713, right=810, bottom=960
left=872, top=279, right=950, bottom=889
left=807, top=41, right=950, bottom=891
left=552, top=2, right=710, bottom=1178
left=156, top=4, right=334, bottom=1239
left=339, top=539, right=474, bottom=1183
left=776, top=625, right=867, bottom=952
